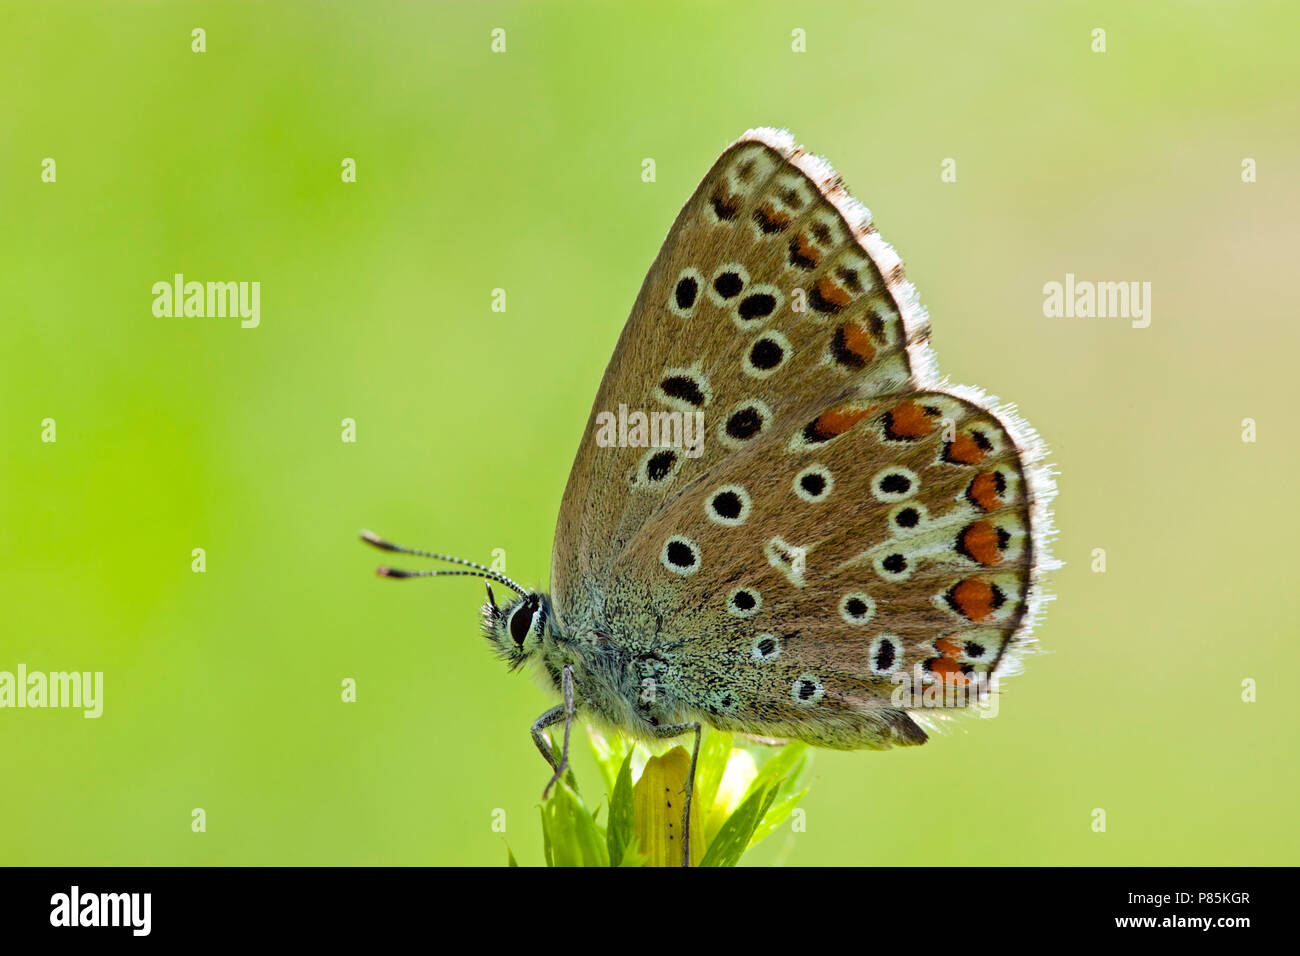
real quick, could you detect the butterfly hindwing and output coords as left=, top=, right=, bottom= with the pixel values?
left=604, top=389, right=1046, bottom=748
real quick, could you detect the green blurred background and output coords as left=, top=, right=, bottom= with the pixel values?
left=2, top=1, right=1297, bottom=866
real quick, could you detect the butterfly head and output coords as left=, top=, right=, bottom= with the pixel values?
left=482, top=586, right=550, bottom=668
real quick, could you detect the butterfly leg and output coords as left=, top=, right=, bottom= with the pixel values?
left=650, top=720, right=702, bottom=867
left=540, top=664, right=576, bottom=799
left=530, top=705, right=565, bottom=773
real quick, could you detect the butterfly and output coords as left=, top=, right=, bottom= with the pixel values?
left=363, top=128, right=1056, bottom=866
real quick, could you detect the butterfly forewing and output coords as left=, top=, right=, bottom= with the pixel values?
left=555, top=132, right=927, bottom=581
left=549, top=128, right=1054, bottom=750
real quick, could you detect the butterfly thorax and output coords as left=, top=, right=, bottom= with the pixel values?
left=518, top=594, right=699, bottom=740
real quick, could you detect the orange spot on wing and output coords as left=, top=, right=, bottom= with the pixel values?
left=960, top=521, right=1002, bottom=565
left=814, top=404, right=872, bottom=437
left=793, top=233, right=821, bottom=264
left=885, top=401, right=935, bottom=439
left=968, top=471, right=1002, bottom=511
left=946, top=434, right=987, bottom=465
left=935, top=637, right=963, bottom=658
left=840, top=320, right=876, bottom=364
left=949, top=579, right=996, bottom=621
left=815, top=275, right=853, bottom=308
left=927, top=658, right=970, bottom=685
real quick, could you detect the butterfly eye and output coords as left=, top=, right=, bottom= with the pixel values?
left=508, top=604, right=534, bottom=645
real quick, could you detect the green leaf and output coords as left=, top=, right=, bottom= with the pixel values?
left=748, top=787, right=808, bottom=849
left=693, top=730, right=734, bottom=814
left=588, top=726, right=634, bottom=797
left=540, top=781, right=609, bottom=867
left=606, top=750, right=636, bottom=867
left=615, top=836, right=648, bottom=867
left=540, top=807, right=553, bottom=868
left=746, top=742, right=808, bottom=802
left=506, top=845, right=519, bottom=867
left=698, top=783, right=780, bottom=867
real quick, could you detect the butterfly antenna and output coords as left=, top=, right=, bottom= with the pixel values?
left=359, top=530, right=528, bottom=596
